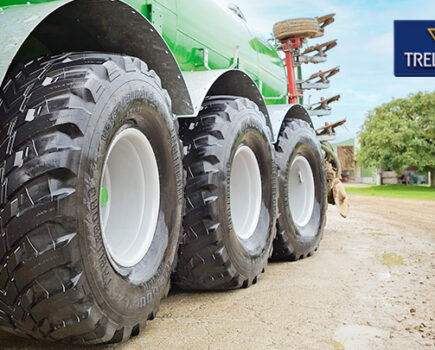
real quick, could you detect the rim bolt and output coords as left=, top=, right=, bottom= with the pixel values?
left=298, top=171, right=303, bottom=184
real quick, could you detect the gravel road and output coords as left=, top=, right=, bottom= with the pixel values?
left=1, top=193, right=434, bottom=350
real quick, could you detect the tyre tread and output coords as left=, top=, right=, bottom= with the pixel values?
left=0, top=52, right=169, bottom=343
left=272, top=118, right=327, bottom=261
left=175, top=97, right=272, bottom=290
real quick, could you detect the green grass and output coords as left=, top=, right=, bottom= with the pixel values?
left=346, top=185, right=435, bottom=200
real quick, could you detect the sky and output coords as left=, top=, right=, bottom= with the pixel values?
left=233, top=0, right=435, bottom=142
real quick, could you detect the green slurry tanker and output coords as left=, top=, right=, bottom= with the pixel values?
left=0, top=0, right=347, bottom=344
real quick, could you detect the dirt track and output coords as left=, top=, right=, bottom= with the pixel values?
left=1, top=193, right=434, bottom=349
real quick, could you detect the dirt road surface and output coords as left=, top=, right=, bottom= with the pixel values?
left=1, top=193, right=434, bottom=350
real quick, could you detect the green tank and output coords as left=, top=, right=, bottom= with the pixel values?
left=0, top=0, right=288, bottom=108
left=0, top=0, right=327, bottom=344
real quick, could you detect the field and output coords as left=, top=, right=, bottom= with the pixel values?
left=0, top=193, right=434, bottom=349
left=346, top=185, right=435, bottom=200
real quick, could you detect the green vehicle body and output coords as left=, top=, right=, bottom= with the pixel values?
left=0, top=0, right=312, bottom=139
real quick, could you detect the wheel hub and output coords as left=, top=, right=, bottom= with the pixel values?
left=230, top=145, right=262, bottom=240
left=288, top=155, right=315, bottom=230
left=100, top=128, right=160, bottom=268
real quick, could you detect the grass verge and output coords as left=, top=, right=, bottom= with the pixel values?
left=345, top=185, right=435, bottom=200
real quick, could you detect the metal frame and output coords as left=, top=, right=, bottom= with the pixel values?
left=280, top=36, right=303, bottom=104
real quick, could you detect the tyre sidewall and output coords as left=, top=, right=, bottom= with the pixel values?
left=277, top=120, right=327, bottom=255
left=76, top=75, right=183, bottom=324
left=219, top=110, right=276, bottom=278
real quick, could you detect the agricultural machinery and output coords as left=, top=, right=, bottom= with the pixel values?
left=0, top=0, right=347, bottom=344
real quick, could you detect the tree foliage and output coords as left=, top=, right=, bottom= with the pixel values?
left=357, top=91, right=435, bottom=175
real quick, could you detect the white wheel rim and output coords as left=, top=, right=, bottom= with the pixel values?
left=230, top=145, right=262, bottom=240
left=288, top=155, right=315, bottom=230
left=100, top=128, right=160, bottom=268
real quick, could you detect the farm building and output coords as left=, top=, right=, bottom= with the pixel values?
left=331, top=138, right=376, bottom=183
left=331, top=139, right=429, bottom=185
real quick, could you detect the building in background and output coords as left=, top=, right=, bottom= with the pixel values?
left=332, top=138, right=377, bottom=184
left=332, top=138, right=429, bottom=185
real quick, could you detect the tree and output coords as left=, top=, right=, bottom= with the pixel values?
left=357, top=91, right=435, bottom=186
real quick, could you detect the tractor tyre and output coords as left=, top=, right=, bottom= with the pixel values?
left=273, top=18, right=323, bottom=41
left=271, top=119, right=327, bottom=261
left=175, top=96, right=277, bottom=290
left=0, top=52, right=183, bottom=344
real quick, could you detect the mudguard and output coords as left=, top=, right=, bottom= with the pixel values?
left=182, top=69, right=273, bottom=134
left=0, top=0, right=71, bottom=86
left=0, top=0, right=193, bottom=115
left=267, top=104, right=314, bottom=142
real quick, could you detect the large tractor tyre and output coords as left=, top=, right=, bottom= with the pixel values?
left=175, top=97, right=277, bottom=290
left=272, top=119, right=327, bottom=261
left=0, top=52, right=183, bottom=344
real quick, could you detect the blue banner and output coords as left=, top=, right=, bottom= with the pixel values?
left=394, top=20, right=435, bottom=77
